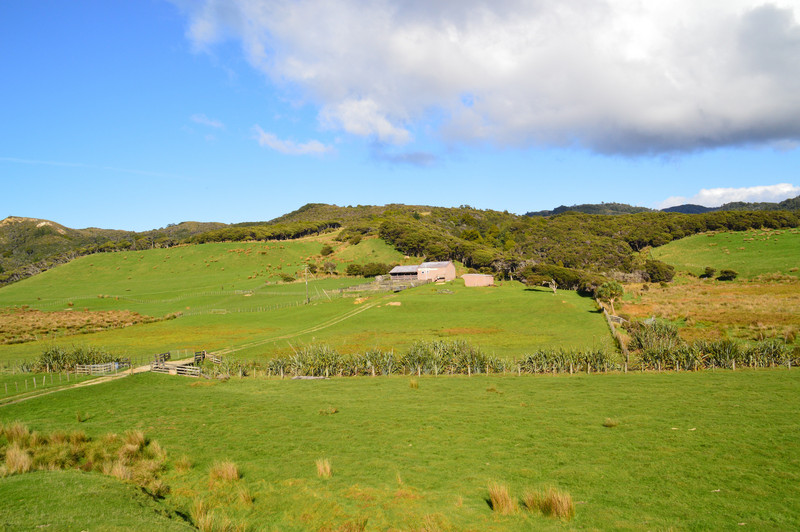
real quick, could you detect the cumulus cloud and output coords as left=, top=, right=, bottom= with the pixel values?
left=191, top=113, right=225, bottom=129
left=253, top=125, right=333, bottom=155
left=658, top=183, right=800, bottom=208
left=178, top=0, right=800, bottom=155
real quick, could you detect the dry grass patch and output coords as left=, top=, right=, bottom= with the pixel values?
left=316, top=458, right=332, bottom=478
left=209, top=461, right=241, bottom=487
left=488, top=482, right=516, bottom=515
left=523, top=487, right=575, bottom=520
left=409, top=378, right=419, bottom=389
left=620, top=277, right=800, bottom=343
left=4, top=443, right=32, bottom=474
left=603, top=418, right=619, bottom=428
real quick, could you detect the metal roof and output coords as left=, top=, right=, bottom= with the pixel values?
left=419, top=261, right=452, bottom=268
left=389, top=265, right=420, bottom=274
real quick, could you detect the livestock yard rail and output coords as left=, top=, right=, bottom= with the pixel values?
left=148, top=350, right=206, bottom=378
left=75, top=359, right=131, bottom=376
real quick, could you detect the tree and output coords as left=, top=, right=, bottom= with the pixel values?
left=596, top=281, right=624, bottom=315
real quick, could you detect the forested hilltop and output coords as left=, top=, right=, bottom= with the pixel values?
left=2, top=202, right=798, bottom=291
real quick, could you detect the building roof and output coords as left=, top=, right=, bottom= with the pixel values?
left=389, top=265, right=420, bottom=274
left=462, top=273, right=493, bottom=278
left=419, top=261, right=452, bottom=268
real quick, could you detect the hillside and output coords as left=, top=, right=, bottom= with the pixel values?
left=3, top=200, right=800, bottom=290
left=0, top=217, right=225, bottom=285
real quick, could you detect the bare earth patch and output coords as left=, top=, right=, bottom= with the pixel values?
left=0, top=307, right=163, bottom=344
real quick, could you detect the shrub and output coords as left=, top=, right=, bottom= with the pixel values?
left=488, top=482, right=516, bottom=515
left=700, top=266, right=716, bottom=279
left=602, top=418, right=619, bottom=428
left=717, top=269, right=738, bottom=281
left=320, top=245, right=334, bottom=256
left=279, top=273, right=295, bottom=283
left=346, top=264, right=363, bottom=276
left=361, top=262, right=391, bottom=277
left=644, top=259, right=675, bottom=283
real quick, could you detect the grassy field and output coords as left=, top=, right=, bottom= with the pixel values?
left=0, top=233, right=614, bottom=364
left=0, top=280, right=613, bottom=364
left=2, top=370, right=798, bottom=530
left=650, top=228, right=800, bottom=279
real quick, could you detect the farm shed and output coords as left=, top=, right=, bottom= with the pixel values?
left=389, top=265, right=419, bottom=280
left=418, top=261, right=456, bottom=282
left=462, top=273, right=494, bottom=287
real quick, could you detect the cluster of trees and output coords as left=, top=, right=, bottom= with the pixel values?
left=345, top=262, right=393, bottom=277
left=192, top=221, right=339, bottom=244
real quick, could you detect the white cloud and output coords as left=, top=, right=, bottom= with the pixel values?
left=191, top=113, right=225, bottom=129
left=658, top=183, right=800, bottom=208
left=253, top=125, right=333, bottom=156
left=178, top=0, right=800, bottom=154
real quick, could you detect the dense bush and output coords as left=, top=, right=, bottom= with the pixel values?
left=644, top=259, right=675, bottom=282
left=28, top=345, right=127, bottom=372
left=717, top=269, right=738, bottom=281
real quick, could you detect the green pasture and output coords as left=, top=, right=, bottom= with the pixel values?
left=0, top=470, right=192, bottom=530
left=651, top=228, right=800, bottom=278
left=0, top=280, right=612, bottom=364
left=2, top=370, right=798, bottom=530
left=0, top=239, right=387, bottom=315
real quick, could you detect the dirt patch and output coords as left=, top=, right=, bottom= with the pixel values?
left=0, top=307, right=164, bottom=344
left=387, top=301, right=402, bottom=306
left=353, top=297, right=368, bottom=305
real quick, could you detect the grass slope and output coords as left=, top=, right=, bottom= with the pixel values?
left=0, top=469, right=192, bottom=530
left=651, top=228, right=800, bottom=278
left=1, top=370, right=798, bottom=530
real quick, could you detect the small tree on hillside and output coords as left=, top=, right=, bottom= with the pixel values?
left=596, top=281, right=624, bottom=315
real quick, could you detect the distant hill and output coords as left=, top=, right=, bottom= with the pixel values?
left=660, top=204, right=714, bottom=214
left=0, top=217, right=225, bottom=285
left=526, top=203, right=653, bottom=217
left=528, top=195, right=800, bottom=216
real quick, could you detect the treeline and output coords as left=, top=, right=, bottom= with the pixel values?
left=375, top=208, right=799, bottom=283
left=191, top=221, right=340, bottom=244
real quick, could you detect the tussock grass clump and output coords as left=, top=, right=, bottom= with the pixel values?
left=175, top=455, right=193, bottom=473
left=409, top=378, right=419, bottom=389
left=2, top=421, right=31, bottom=446
left=316, top=458, right=332, bottom=478
left=4, top=443, right=32, bottom=474
left=319, top=406, right=339, bottom=415
left=209, top=460, right=240, bottom=487
left=488, top=482, right=516, bottom=515
left=523, top=487, right=575, bottom=520
left=603, top=418, right=619, bottom=428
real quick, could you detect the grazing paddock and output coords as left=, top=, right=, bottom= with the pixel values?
left=1, top=370, right=798, bottom=530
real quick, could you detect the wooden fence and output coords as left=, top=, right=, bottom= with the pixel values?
left=75, top=359, right=130, bottom=376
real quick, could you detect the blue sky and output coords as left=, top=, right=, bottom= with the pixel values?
left=2, top=0, right=799, bottom=231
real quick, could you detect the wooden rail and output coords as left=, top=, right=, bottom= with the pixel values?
left=75, top=359, right=130, bottom=376
left=153, top=352, right=171, bottom=363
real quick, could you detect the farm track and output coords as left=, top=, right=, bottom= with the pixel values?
left=0, top=298, right=387, bottom=406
